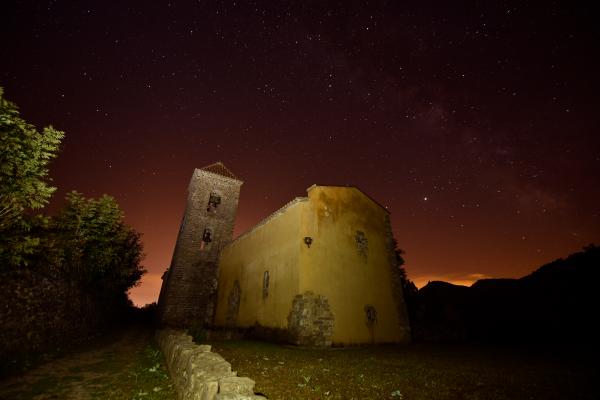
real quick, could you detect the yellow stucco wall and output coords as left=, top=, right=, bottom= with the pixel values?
left=214, top=199, right=304, bottom=329
left=299, top=186, right=405, bottom=344
left=214, top=186, right=409, bottom=345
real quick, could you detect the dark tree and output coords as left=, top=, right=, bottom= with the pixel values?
left=392, top=239, right=418, bottom=328
left=0, top=87, right=64, bottom=266
left=53, top=191, right=146, bottom=296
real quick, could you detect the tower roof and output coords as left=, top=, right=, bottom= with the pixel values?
left=199, top=162, right=239, bottom=180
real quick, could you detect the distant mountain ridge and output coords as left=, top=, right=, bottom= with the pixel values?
left=411, top=245, right=599, bottom=343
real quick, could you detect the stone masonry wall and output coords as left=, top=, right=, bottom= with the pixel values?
left=287, top=291, right=334, bottom=346
left=159, top=168, right=242, bottom=327
left=156, top=329, right=265, bottom=400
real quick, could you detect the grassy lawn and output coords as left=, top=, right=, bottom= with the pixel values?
left=0, top=327, right=176, bottom=400
left=208, top=340, right=597, bottom=400
left=3, top=328, right=595, bottom=400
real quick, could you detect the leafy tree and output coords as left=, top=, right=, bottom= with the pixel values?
left=0, top=87, right=64, bottom=266
left=392, top=238, right=412, bottom=287
left=393, top=240, right=406, bottom=277
left=54, top=191, right=146, bottom=294
left=0, top=87, right=64, bottom=226
left=392, top=239, right=418, bottom=324
left=0, top=88, right=145, bottom=362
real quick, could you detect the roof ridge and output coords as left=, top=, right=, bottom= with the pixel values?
left=226, top=196, right=308, bottom=247
left=307, top=184, right=389, bottom=213
left=199, top=161, right=239, bottom=180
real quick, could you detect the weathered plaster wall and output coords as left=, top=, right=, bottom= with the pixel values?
left=159, top=167, right=242, bottom=327
left=214, top=185, right=410, bottom=346
left=300, top=185, right=410, bottom=345
left=214, top=198, right=304, bottom=330
left=156, top=329, right=265, bottom=400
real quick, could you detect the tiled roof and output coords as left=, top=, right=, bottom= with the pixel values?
left=200, top=162, right=238, bottom=180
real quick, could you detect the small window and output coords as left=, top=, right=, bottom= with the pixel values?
left=207, top=192, right=221, bottom=212
left=202, top=228, right=213, bottom=243
left=355, top=230, right=368, bottom=258
left=200, top=228, right=212, bottom=251
left=364, top=304, right=377, bottom=326
left=262, top=271, right=269, bottom=299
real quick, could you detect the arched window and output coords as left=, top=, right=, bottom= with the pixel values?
left=262, top=270, right=270, bottom=299
left=200, top=228, right=212, bottom=251
left=202, top=228, right=213, bottom=243
left=364, top=304, right=377, bottom=326
left=355, top=230, right=368, bottom=259
left=207, top=192, right=221, bottom=212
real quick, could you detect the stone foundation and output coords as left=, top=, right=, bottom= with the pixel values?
left=156, top=329, right=265, bottom=400
left=287, top=291, right=334, bottom=346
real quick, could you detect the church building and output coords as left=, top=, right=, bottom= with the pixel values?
left=158, top=162, right=411, bottom=346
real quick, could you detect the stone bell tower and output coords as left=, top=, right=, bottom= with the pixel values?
left=158, top=162, right=243, bottom=326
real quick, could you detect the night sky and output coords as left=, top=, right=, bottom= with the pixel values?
left=2, top=1, right=599, bottom=306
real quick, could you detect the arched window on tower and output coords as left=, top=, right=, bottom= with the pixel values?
left=207, top=192, right=221, bottom=213
left=200, top=228, right=213, bottom=251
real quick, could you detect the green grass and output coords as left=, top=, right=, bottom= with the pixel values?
left=0, top=329, right=177, bottom=400
left=87, top=345, right=177, bottom=400
left=208, top=340, right=598, bottom=400
left=4, top=328, right=596, bottom=400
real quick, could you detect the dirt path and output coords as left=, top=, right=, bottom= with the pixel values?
left=0, top=326, right=175, bottom=400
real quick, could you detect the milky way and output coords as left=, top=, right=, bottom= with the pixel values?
left=2, top=1, right=599, bottom=304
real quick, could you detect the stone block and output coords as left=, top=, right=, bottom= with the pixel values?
left=287, top=291, right=335, bottom=346
left=218, top=376, right=255, bottom=396
left=184, top=379, right=219, bottom=400
left=158, top=326, right=264, bottom=399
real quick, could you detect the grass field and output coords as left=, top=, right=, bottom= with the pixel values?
left=0, top=327, right=176, bottom=400
left=209, top=339, right=598, bottom=400
left=2, top=328, right=596, bottom=400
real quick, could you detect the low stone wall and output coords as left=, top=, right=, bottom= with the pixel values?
left=156, top=330, right=266, bottom=400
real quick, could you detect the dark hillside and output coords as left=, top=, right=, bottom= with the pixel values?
left=411, top=245, right=600, bottom=344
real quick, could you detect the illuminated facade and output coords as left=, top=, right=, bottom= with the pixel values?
left=214, top=184, right=411, bottom=345
left=159, top=162, right=411, bottom=345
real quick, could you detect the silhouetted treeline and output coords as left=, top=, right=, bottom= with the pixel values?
left=410, top=244, right=600, bottom=345
left=0, top=88, right=145, bottom=374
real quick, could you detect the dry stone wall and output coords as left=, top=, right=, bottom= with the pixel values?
left=156, top=329, right=266, bottom=400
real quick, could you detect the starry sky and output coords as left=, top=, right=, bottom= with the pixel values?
left=2, top=1, right=599, bottom=305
